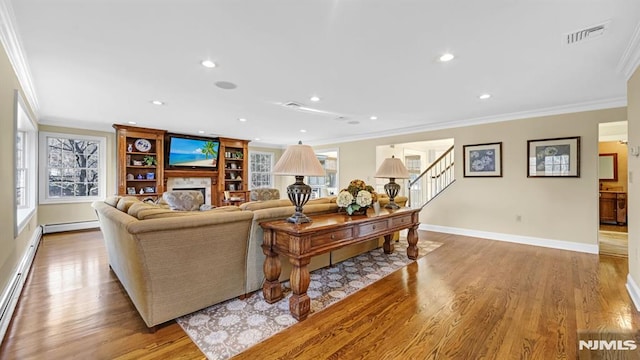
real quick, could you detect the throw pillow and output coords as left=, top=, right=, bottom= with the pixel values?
left=163, top=190, right=204, bottom=211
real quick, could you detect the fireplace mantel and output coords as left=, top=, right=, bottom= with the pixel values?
left=164, top=170, right=218, bottom=205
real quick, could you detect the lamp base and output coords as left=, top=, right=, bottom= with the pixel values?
left=384, top=179, right=401, bottom=209
left=285, top=175, right=313, bottom=224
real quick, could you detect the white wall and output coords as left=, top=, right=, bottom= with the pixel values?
left=317, top=107, right=627, bottom=247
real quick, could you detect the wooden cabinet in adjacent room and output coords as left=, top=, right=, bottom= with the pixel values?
left=599, top=191, right=627, bottom=225
left=113, top=125, right=166, bottom=199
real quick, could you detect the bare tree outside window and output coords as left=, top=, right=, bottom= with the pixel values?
left=249, top=152, right=274, bottom=189
left=16, top=131, right=26, bottom=208
left=41, top=133, right=105, bottom=202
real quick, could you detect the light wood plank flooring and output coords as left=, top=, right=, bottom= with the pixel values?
left=0, top=230, right=638, bottom=359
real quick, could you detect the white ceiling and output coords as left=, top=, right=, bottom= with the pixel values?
left=8, top=1, right=640, bottom=147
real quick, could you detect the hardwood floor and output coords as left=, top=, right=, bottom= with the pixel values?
left=1, top=230, right=638, bottom=359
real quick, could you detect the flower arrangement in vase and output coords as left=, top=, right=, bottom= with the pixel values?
left=336, top=179, right=378, bottom=215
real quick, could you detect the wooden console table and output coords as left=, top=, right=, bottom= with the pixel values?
left=260, top=207, right=421, bottom=320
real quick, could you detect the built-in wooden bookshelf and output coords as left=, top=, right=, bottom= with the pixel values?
left=113, top=125, right=250, bottom=206
left=218, top=138, right=250, bottom=206
left=113, top=125, right=166, bottom=199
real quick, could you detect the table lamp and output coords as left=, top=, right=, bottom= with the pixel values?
left=374, top=155, right=410, bottom=209
left=273, top=141, right=326, bottom=223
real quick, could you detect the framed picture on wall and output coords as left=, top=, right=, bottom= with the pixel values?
left=527, top=136, right=580, bottom=177
left=463, top=142, right=502, bottom=177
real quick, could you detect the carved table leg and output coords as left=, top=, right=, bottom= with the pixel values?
left=262, top=231, right=282, bottom=303
left=407, top=224, right=419, bottom=260
left=383, top=234, right=394, bottom=254
left=289, top=257, right=311, bottom=321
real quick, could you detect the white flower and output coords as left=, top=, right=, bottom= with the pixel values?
left=355, top=190, right=373, bottom=207
left=337, top=190, right=354, bottom=207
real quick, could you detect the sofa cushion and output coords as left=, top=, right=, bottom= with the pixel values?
left=105, top=195, right=121, bottom=207
left=127, top=201, right=160, bottom=218
left=162, top=190, right=204, bottom=211
left=239, top=199, right=292, bottom=211
left=116, top=196, right=140, bottom=212
left=136, top=205, right=241, bottom=220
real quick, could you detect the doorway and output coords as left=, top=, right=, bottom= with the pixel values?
left=598, top=121, right=628, bottom=257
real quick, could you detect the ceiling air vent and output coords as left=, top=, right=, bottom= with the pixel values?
left=283, top=101, right=303, bottom=108
left=565, top=22, right=608, bottom=45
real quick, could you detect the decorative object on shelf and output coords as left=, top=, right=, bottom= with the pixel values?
left=463, top=142, right=502, bottom=177
left=230, top=163, right=237, bottom=169
left=236, top=176, right=242, bottom=181
left=337, top=179, right=377, bottom=215
left=134, top=138, right=152, bottom=152
left=229, top=184, right=236, bottom=191
left=127, top=173, right=134, bottom=180
left=374, top=155, right=410, bottom=209
left=527, top=136, right=580, bottom=177
left=139, top=188, right=145, bottom=194
left=224, top=190, right=230, bottom=200
left=272, top=141, right=326, bottom=223
left=235, top=151, right=243, bottom=159
left=230, top=173, right=236, bottom=180
left=127, top=187, right=136, bottom=195
left=127, top=143, right=133, bottom=152
left=133, top=160, right=143, bottom=166
left=146, top=172, right=155, bottom=180
left=142, top=155, right=157, bottom=166
left=144, top=186, right=155, bottom=193
left=137, top=174, right=143, bottom=179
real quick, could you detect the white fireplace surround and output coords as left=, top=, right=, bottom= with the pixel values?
left=166, top=177, right=212, bottom=205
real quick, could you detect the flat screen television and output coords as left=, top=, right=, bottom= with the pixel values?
left=166, top=134, right=220, bottom=170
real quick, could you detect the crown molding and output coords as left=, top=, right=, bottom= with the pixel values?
left=0, top=0, right=39, bottom=113
left=307, top=97, right=627, bottom=147
left=618, top=21, right=640, bottom=81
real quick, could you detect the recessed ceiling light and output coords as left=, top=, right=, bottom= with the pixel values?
left=255, top=137, right=261, bottom=141
left=198, top=130, right=205, bottom=134
left=300, top=129, right=307, bottom=133
left=310, top=96, right=320, bottom=102
left=201, top=60, right=216, bottom=68
left=479, top=93, right=491, bottom=100
left=238, top=118, right=247, bottom=122
left=150, top=100, right=164, bottom=106
left=439, top=53, right=455, bottom=62
left=128, top=121, right=137, bottom=125
left=370, top=116, right=378, bottom=120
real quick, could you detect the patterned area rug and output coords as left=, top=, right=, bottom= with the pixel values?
left=177, top=240, right=442, bottom=360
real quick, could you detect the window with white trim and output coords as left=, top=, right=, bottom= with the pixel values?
left=39, top=132, right=107, bottom=203
left=249, top=151, right=274, bottom=189
left=15, top=91, right=37, bottom=235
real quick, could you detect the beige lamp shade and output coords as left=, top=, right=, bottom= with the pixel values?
left=273, top=141, right=325, bottom=176
left=374, top=155, right=410, bottom=179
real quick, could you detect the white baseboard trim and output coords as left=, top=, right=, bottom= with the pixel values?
left=42, top=220, right=99, bottom=234
left=420, top=224, right=599, bottom=254
left=626, top=274, right=640, bottom=312
left=0, top=225, right=42, bottom=344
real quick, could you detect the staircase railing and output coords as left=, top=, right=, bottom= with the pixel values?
left=407, top=145, right=455, bottom=208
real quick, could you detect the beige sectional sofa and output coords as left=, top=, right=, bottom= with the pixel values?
left=92, top=193, right=407, bottom=328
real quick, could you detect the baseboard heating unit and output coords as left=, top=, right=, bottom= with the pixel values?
left=0, top=226, right=42, bottom=344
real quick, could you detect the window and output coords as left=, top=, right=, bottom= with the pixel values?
left=39, top=132, right=107, bottom=203
left=249, top=151, right=274, bottom=189
left=15, top=91, right=37, bottom=235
